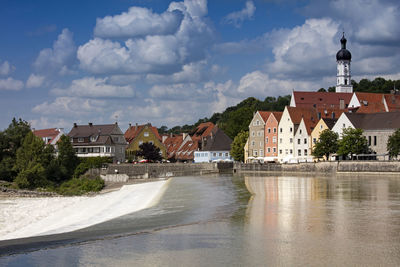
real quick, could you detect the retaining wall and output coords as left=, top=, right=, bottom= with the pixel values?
left=234, top=161, right=400, bottom=174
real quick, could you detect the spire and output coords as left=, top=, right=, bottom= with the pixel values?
left=340, top=32, right=347, bottom=49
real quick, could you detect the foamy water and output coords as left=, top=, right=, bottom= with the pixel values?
left=0, top=180, right=169, bottom=241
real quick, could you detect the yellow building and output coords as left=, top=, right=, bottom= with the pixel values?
left=311, top=118, right=337, bottom=159
left=124, top=123, right=167, bottom=160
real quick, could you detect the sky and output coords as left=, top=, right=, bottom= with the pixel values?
left=1, top=0, right=400, bottom=132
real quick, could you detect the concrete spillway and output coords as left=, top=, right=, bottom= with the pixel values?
left=0, top=180, right=169, bottom=241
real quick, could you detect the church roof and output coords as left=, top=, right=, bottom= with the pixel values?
left=292, top=91, right=352, bottom=109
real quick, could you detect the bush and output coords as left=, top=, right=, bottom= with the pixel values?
left=57, top=176, right=105, bottom=196
left=73, top=157, right=112, bottom=178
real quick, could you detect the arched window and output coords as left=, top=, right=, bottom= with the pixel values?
left=345, top=79, right=348, bottom=85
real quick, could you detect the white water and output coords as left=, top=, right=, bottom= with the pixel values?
left=0, top=180, right=169, bottom=241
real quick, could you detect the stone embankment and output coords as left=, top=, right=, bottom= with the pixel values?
left=98, top=162, right=233, bottom=182
left=234, top=161, right=400, bottom=174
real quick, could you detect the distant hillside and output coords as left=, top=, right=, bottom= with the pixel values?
left=160, top=77, right=400, bottom=139
left=159, top=95, right=290, bottom=139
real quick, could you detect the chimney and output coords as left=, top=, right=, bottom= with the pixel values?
left=74, top=123, right=77, bottom=128
left=89, top=122, right=93, bottom=127
left=339, top=99, right=345, bottom=109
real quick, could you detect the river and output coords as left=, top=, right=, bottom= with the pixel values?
left=1, top=173, right=400, bottom=266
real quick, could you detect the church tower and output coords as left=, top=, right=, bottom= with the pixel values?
left=335, top=33, right=352, bottom=93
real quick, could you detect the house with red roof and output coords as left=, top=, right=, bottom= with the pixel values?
left=124, top=123, right=166, bottom=160
left=32, top=128, right=64, bottom=147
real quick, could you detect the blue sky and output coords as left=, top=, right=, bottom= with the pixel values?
left=1, top=0, right=400, bottom=132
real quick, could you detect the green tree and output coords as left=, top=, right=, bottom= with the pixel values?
left=230, top=131, right=249, bottom=162
left=136, top=142, right=162, bottom=162
left=312, top=129, right=339, bottom=160
left=13, top=132, right=51, bottom=189
left=387, top=129, right=400, bottom=159
left=0, top=118, right=31, bottom=181
left=337, top=128, right=370, bottom=159
left=57, top=135, right=79, bottom=181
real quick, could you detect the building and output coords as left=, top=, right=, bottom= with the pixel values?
left=248, top=111, right=271, bottom=160
left=332, top=112, right=400, bottom=159
left=32, top=128, right=64, bottom=147
left=67, top=122, right=126, bottom=163
left=264, top=112, right=282, bottom=161
left=335, top=33, right=353, bottom=93
left=311, top=118, right=337, bottom=152
left=125, top=123, right=166, bottom=160
left=194, top=127, right=233, bottom=163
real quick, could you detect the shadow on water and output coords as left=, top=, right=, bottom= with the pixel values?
left=0, top=175, right=250, bottom=257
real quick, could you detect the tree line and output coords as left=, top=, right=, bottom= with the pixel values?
left=0, top=118, right=106, bottom=195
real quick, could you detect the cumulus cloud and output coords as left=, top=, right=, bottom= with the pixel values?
left=0, top=60, right=14, bottom=76
left=0, top=77, right=24, bottom=91
left=94, top=7, right=183, bottom=38
left=222, top=1, right=256, bottom=28
left=32, top=97, right=106, bottom=116
left=26, top=74, right=45, bottom=88
left=33, top=29, right=76, bottom=75
left=266, top=18, right=339, bottom=79
left=78, top=0, right=214, bottom=75
left=51, top=77, right=135, bottom=98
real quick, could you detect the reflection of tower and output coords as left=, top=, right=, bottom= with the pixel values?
left=335, top=33, right=353, bottom=93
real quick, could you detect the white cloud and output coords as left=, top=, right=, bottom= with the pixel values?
left=222, top=1, right=256, bottom=28
left=26, top=74, right=45, bottom=88
left=33, top=29, right=76, bottom=74
left=77, top=0, right=213, bottom=75
left=29, top=117, right=69, bottom=131
left=266, top=18, right=339, bottom=79
left=32, top=97, right=106, bottom=116
left=0, top=77, right=24, bottom=91
left=94, top=7, right=183, bottom=38
left=51, top=77, right=135, bottom=98
left=0, top=61, right=14, bottom=76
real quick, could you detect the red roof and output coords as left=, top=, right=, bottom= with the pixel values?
left=124, top=123, right=161, bottom=143
left=354, top=92, right=386, bottom=113
left=292, top=91, right=352, bottom=109
left=384, top=94, right=400, bottom=112
left=270, top=111, right=283, bottom=122
left=257, top=111, right=271, bottom=123
left=33, top=128, right=62, bottom=144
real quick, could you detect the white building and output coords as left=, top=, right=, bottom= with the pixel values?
left=335, top=33, right=353, bottom=93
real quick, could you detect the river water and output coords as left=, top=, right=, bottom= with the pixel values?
left=1, top=173, right=400, bottom=266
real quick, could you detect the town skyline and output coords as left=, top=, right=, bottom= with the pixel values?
left=1, top=0, right=400, bottom=131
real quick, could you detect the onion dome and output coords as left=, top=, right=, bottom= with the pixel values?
left=336, top=33, right=352, bottom=61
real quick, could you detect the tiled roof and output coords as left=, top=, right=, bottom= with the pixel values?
left=354, top=92, right=386, bottom=113
left=384, top=94, right=400, bottom=112
left=33, top=128, right=62, bottom=144
left=202, top=127, right=232, bottom=151
left=258, top=111, right=271, bottom=123
left=271, top=112, right=283, bottom=122
left=124, top=123, right=161, bottom=143
left=67, top=123, right=121, bottom=146
left=345, top=112, right=400, bottom=130
left=292, top=91, right=352, bottom=109
left=192, top=122, right=215, bottom=139
left=321, top=118, right=337, bottom=130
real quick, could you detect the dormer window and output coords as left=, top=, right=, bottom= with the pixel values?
left=90, top=135, right=98, bottom=142
left=78, top=137, right=84, bottom=143
left=144, top=132, right=149, bottom=137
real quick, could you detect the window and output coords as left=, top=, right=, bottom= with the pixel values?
left=94, top=147, right=100, bottom=153
left=257, top=131, right=262, bottom=136
left=298, top=149, right=301, bottom=156
left=139, top=140, right=143, bottom=145
left=78, top=137, right=84, bottom=143
left=268, top=128, right=271, bottom=133
left=290, top=138, right=293, bottom=143
left=273, top=147, right=276, bottom=153
left=280, top=128, right=282, bottom=133
left=252, top=131, right=255, bottom=137
left=90, top=135, right=97, bottom=142
left=298, top=139, right=301, bottom=145
left=260, top=150, right=263, bottom=156
left=285, top=149, right=288, bottom=155
left=332, top=112, right=335, bottom=119
left=304, top=138, right=307, bottom=144
left=251, top=141, right=255, bottom=146
left=313, top=138, right=316, bottom=144
left=88, top=148, right=93, bottom=153
left=304, top=149, right=308, bottom=156
left=219, top=153, right=222, bottom=157
left=256, top=120, right=260, bottom=126
left=290, top=149, right=293, bottom=154
left=266, top=137, right=269, bottom=144
left=320, top=124, right=323, bottom=130
left=290, top=127, right=293, bottom=132
left=213, top=153, right=217, bottom=157
left=260, top=141, right=263, bottom=147
left=299, top=129, right=302, bottom=134
left=274, top=128, right=276, bottom=133
left=368, top=136, right=371, bottom=146
left=273, top=136, right=276, bottom=143
left=253, top=150, right=258, bottom=156
left=374, top=136, right=377, bottom=146
left=225, top=153, right=229, bottom=157
left=106, top=147, right=110, bottom=153
left=343, top=123, right=346, bottom=128
left=279, top=138, right=282, bottom=144
left=267, top=148, right=271, bottom=153
left=144, top=131, right=149, bottom=137
left=318, top=112, right=321, bottom=119
left=279, top=149, right=282, bottom=154
left=70, top=137, right=74, bottom=143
